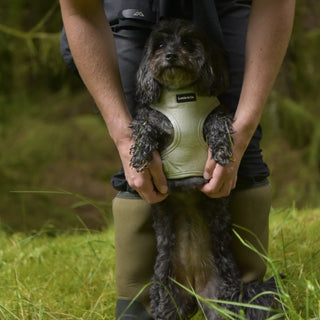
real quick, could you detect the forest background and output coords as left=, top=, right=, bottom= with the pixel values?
left=0, top=0, right=320, bottom=231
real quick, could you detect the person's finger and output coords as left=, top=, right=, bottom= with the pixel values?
left=201, top=181, right=225, bottom=198
left=127, top=167, right=167, bottom=204
left=138, top=180, right=168, bottom=204
left=200, top=165, right=225, bottom=196
left=118, top=140, right=167, bottom=203
left=203, top=150, right=217, bottom=180
left=148, top=151, right=168, bottom=195
left=200, top=164, right=237, bottom=198
left=201, top=181, right=231, bottom=198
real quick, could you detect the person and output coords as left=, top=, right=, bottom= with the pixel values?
left=59, top=0, right=296, bottom=318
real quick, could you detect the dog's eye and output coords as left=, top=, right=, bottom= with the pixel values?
left=154, top=40, right=166, bottom=51
left=182, top=38, right=195, bottom=52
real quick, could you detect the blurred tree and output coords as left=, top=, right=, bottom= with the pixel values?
left=0, top=0, right=77, bottom=97
left=263, top=0, right=320, bottom=206
left=280, top=0, right=320, bottom=167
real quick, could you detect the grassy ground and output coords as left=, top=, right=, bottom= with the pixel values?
left=267, top=207, right=320, bottom=319
left=0, top=206, right=319, bottom=320
left=0, top=227, right=116, bottom=320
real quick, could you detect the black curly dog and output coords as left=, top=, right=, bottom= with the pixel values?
left=130, top=19, right=280, bottom=320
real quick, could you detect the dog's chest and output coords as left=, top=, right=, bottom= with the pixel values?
left=151, top=88, right=220, bottom=179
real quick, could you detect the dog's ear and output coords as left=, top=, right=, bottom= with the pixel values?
left=136, top=49, right=161, bottom=105
left=195, top=42, right=230, bottom=97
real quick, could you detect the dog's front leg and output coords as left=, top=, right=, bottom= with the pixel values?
left=130, top=107, right=172, bottom=172
left=204, top=109, right=234, bottom=166
left=130, top=120, right=159, bottom=172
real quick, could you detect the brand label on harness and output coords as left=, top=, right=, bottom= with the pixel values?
left=176, top=93, right=197, bottom=103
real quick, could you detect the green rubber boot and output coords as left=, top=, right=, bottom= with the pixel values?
left=112, top=192, right=156, bottom=318
left=229, top=182, right=272, bottom=283
left=116, top=299, right=153, bottom=320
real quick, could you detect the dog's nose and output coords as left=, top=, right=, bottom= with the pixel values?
left=166, top=53, right=178, bottom=63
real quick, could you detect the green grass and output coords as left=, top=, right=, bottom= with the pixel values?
left=0, top=227, right=116, bottom=319
left=0, top=206, right=319, bottom=319
left=267, top=206, right=320, bottom=320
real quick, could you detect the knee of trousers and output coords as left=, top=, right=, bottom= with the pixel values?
left=112, top=195, right=156, bottom=309
left=229, top=183, right=272, bottom=283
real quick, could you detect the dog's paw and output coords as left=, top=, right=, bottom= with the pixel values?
left=212, top=146, right=233, bottom=166
left=129, top=160, right=149, bottom=172
left=129, top=152, right=149, bottom=172
left=129, top=144, right=154, bottom=172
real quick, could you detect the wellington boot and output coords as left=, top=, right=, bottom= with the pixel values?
left=116, top=299, right=153, bottom=320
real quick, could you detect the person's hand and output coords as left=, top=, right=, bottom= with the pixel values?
left=200, top=121, right=248, bottom=199
left=200, top=149, right=240, bottom=198
left=117, top=138, right=168, bottom=203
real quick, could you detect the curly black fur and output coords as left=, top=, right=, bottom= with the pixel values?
left=136, top=19, right=230, bottom=106
left=130, top=19, right=281, bottom=319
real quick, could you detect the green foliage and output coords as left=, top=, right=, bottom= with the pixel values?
left=0, top=207, right=319, bottom=319
left=0, top=90, right=118, bottom=231
left=271, top=0, right=320, bottom=167
left=267, top=93, right=320, bottom=169
left=259, top=0, right=320, bottom=207
left=275, top=96, right=314, bottom=148
left=0, top=0, right=71, bottom=96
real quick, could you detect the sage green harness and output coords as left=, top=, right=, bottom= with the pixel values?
left=151, top=88, right=220, bottom=179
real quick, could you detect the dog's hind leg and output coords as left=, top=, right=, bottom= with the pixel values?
left=240, top=276, right=282, bottom=320
left=197, top=197, right=241, bottom=319
left=150, top=205, right=180, bottom=319
left=197, top=272, right=225, bottom=320
left=150, top=200, right=198, bottom=319
left=197, top=257, right=240, bottom=319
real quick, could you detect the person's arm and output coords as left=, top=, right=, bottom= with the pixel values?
left=59, top=0, right=168, bottom=203
left=201, top=0, right=296, bottom=198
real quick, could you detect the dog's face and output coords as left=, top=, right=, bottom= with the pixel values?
left=136, top=19, right=230, bottom=105
left=148, top=21, right=207, bottom=89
